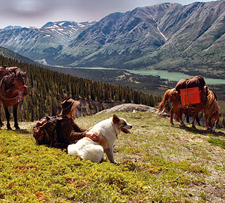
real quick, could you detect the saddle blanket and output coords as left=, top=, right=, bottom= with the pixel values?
left=175, top=75, right=206, bottom=94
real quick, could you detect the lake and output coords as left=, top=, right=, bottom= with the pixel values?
left=72, top=67, right=225, bottom=85
left=127, top=70, right=225, bottom=85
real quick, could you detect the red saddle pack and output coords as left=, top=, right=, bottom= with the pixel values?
left=180, top=87, right=201, bottom=105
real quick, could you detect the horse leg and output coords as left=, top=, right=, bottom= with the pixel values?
left=4, top=106, right=12, bottom=130
left=177, top=108, right=185, bottom=126
left=13, top=103, right=20, bottom=130
left=186, top=115, right=189, bottom=123
left=191, top=111, right=199, bottom=129
left=184, top=109, right=189, bottom=123
left=170, top=105, right=184, bottom=126
left=170, top=107, right=175, bottom=125
left=0, top=102, right=4, bottom=127
left=196, top=115, right=201, bottom=126
left=204, top=114, right=211, bottom=131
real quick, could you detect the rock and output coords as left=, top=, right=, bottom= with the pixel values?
left=96, top=103, right=169, bottom=116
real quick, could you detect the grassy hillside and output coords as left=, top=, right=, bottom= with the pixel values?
left=1, top=112, right=225, bottom=202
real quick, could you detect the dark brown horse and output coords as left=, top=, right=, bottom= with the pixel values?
left=0, top=66, right=28, bottom=130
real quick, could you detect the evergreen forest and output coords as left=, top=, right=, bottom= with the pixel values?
left=0, top=55, right=161, bottom=122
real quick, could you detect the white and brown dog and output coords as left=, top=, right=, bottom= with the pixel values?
left=67, top=114, right=132, bottom=163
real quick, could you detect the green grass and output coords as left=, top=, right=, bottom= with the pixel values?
left=0, top=112, right=225, bottom=202
left=207, top=137, right=225, bottom=149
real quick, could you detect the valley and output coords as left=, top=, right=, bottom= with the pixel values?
left=47, top=65, right=225, bottom=101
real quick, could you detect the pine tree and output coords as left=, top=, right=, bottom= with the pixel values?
left=0, top=54, right=162, bottom=121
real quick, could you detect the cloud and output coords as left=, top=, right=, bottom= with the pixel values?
left=4, top=0, right=53, bottom=17
left=0, top=0, right=211, bottom=28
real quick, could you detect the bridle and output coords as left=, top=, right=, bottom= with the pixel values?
left=14, top=75, right=28, bottom=92
left=0, top=74, right=28, bottom=102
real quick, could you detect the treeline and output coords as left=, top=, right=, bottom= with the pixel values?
left=0, top=55, right=161, bottom=121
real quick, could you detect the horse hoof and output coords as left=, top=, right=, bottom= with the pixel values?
left=14, top=124, right=20, bottom=130
left=192, top=125, right=196, bottom=129
left=7, top=124, right=12, bottom=130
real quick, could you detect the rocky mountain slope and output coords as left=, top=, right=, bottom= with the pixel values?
left=0, top=46, right=40, bottom=66
left=0, top=21, right=96, bottom=65
left=0, top=1, right=225, bottom=78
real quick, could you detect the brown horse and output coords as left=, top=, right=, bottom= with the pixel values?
left=0, top=67, right=28, bottom=130
left=157, top=88, right=184, bottom=125
left=158, top=87, right=220, bottom=131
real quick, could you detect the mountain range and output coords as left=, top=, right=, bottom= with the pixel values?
left=0, top=21, right=96, bottom=66
left=0, top=1, right=225, bottom=79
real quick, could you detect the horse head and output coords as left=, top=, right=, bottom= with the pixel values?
left=209, top=109, right=221, bottom=131
left=15, top=70, right=28, bottom=96
left=206, top=90, right=221, bottom=132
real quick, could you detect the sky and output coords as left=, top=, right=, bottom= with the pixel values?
left=0, top=0, right=213, bottom=29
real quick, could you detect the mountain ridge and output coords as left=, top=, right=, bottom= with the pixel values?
left=0, top=1, right=225, bottom=78
left=0, top=46, right=41, bottom=66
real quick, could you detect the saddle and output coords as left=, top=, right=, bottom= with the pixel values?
left=175, top=75, right=206, bottom=93
left=175, top=75, right=207, bottom=105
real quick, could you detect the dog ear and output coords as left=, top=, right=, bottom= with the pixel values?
left=113, top=114, right=120, bottom=124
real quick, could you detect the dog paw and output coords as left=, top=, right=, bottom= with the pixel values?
left=112, top=160, right=119, bottom=165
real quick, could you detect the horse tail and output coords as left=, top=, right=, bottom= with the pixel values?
left=157, top=88, right=174, bottom=115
